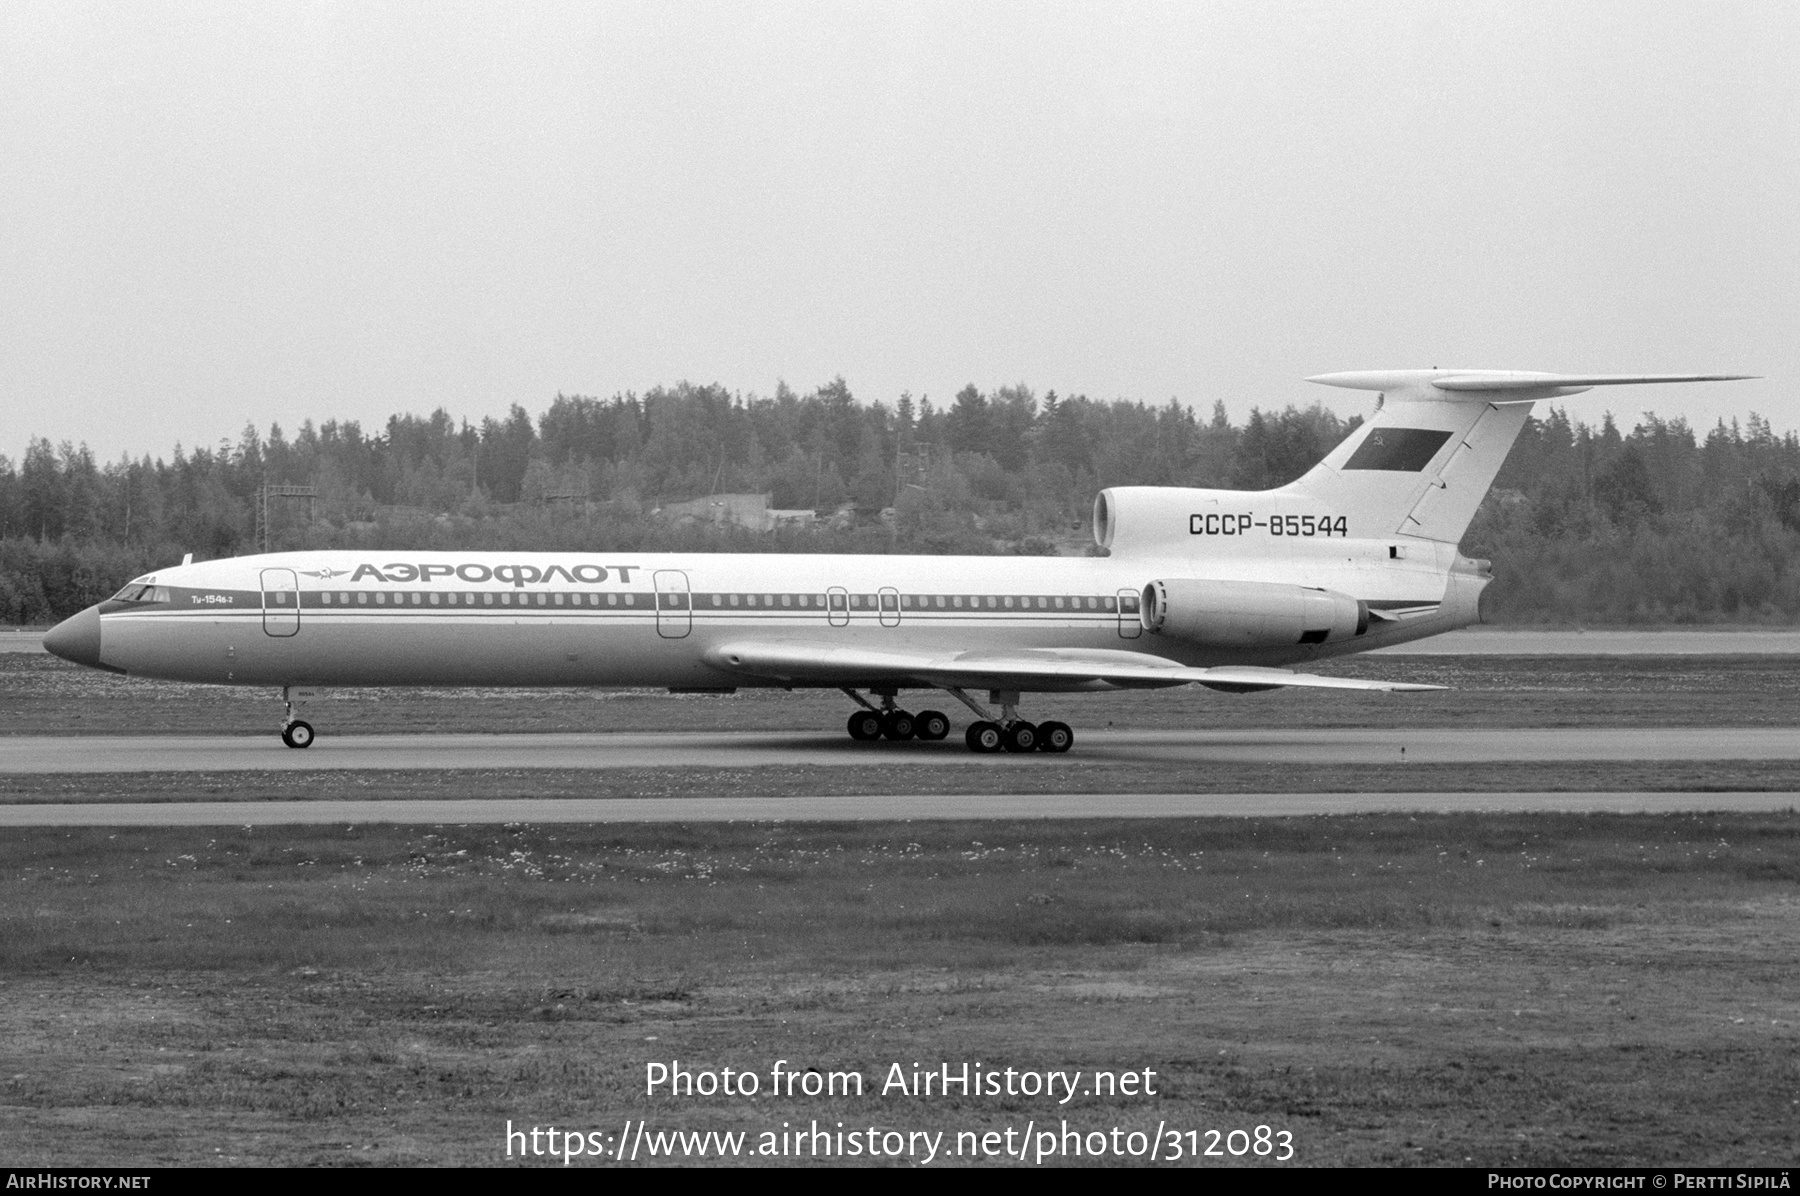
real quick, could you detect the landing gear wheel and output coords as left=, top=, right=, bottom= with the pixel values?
left=915, top=710, right=951, bottom=741
left=965, top=721, right=1004, bottom=754
left=847, top=711, right=883, bottom=742
left=1036, top=720, right=1074, bottom=753
left=1003, top=721, right=1039, bottom=753
left=881, top=710, right=916, bottom=741
left=281, top=720, right=315, bottom=749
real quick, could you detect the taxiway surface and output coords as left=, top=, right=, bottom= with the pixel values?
left=2, top=791, right=1796, bottom=825
left=1, top=726, right=1797, bottom=773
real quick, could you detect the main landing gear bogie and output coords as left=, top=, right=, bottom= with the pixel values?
left=963, top=719, right=1073, bottom=755
left=842, top=688, right=1071, bottom=755
left=848, top=707, right=948, bottom=742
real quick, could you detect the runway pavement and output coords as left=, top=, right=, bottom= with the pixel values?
left=1, top=726, right=1797, bottom=774
left=2, top=791, right=1796, bottom=825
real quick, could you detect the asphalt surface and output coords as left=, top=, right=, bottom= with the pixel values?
left=1, top=726, right=1796, bottom=774
left=2, top=791, right=1796, bottom=825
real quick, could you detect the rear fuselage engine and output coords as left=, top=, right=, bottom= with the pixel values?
left=1140, top=579, right=1369, bottom=648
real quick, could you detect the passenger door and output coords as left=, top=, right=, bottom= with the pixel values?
left=261, top=568, right=300, bottom=637
left=654, top=570, right=691, bottom=639
left=1115, top=587, right=1141, bottom=639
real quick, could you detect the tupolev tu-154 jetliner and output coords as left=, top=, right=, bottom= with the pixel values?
left=44, top=370, right=1750, bottom=754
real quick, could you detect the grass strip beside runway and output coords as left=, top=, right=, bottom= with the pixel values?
left=3, top=812, right=1797, bottom=1167
left=8, top=759, right=1800, bottom=804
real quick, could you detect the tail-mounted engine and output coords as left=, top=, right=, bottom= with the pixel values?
left=1141, top=578, right=1369, bottom=648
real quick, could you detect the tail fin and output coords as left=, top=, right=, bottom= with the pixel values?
left=1289, top=370, right=1753, bottom=545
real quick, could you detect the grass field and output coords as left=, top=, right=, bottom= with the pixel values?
left=8, top=761, right=1800, bottom=805
left=4, top=814, right=1798, bottom=1167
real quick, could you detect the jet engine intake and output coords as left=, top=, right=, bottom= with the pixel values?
left=1141, top=579, right=1368, bottom=647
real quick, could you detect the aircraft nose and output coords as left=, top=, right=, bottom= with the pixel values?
left=43, top=605, right=102, bottom=668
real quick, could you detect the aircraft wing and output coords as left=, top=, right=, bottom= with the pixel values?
left=701, top=641, right=1444, bottom=694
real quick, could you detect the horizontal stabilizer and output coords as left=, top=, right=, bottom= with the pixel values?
left=1309, top=370, right=1754, bottom=401
left=703, top=641, right=1443, bottom=694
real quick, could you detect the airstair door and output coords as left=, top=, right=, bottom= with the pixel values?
left=878, top=587, right=901, bottom=628
left=654, top=570, right=691, bottom=639
left=261, top=569, right=300, bottom=637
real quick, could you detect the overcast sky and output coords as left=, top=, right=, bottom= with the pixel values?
left=3, top=1, right=1794, bottom=463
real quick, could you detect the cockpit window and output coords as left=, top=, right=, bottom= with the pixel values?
left=110, top=584, right=171, bottom=604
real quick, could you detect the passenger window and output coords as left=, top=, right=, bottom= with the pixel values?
left=484, top=593, right=494, bottom=606
left=1103, top=596, right=1116, bottom=611
left=729, top=593, right=739, bottom=607
left=320, top=592, right=332, bottom=605
left=1054, top=597, right=1065, bottom=609
left=782, top=594, right=792, bottom=608
left=935, top=596, right=946, bottom=608
left=952, top=596, right=963, bottom=608
left=358, top=593, right=369, bottom=605
left=624, top=594, right=635, bottom=606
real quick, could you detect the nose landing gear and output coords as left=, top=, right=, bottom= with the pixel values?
left=280, top=686, right=315, bottom=749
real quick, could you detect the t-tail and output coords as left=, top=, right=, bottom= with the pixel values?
left=1096, top=369, right=1753, bottom=653
left=1291, top=370, right=1754, bottom=544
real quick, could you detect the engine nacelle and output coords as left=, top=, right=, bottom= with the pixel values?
left=1141, top=578, right=1369, bottom=648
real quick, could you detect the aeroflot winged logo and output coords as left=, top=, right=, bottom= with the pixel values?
left=301, top=562, right=642, bottom=586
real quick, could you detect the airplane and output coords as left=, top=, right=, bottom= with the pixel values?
left=42, top=369, right=1751, bottom=754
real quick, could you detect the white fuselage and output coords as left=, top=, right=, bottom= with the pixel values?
left=88, top=542, right=1478, bottom=692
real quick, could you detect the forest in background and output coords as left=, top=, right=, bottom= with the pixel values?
left=4, top=378, right=1799, bottom=626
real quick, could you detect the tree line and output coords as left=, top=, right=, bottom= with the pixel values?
left=3, top=379, right=1798, bottom=625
